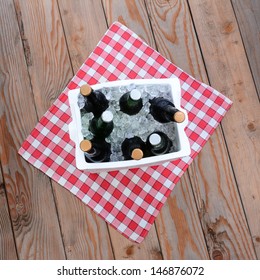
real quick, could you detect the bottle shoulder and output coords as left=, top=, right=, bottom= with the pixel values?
left=149, top=97, right=175, bottom=107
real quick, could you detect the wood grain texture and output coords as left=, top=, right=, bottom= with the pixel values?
left=103, top=0, right=156, bottom=48
left=189, top=0, right=260, bottom=258
left=0, top=165, right=17, bottom=259
left=14, top=0, right=114, bottom=259
left=145, top=0, right=207, bottom=79
left=0, top=0, right=65, bottom=259
left=232, top=0, right=260, bottom=98
left=189, top=128, right=256, bottom=259
left=58, top=0, right=108, bottom=70
left=109, top=225, right=162, bottom=259
left=146, top=0, right=256, bottom=259
left=102, top=0, right=208, bottom=259
left=157, top=175, right=209, bottom=259
left=54, top=186, right=114, bottom=259
left=13, top=0, right=72, bottom=117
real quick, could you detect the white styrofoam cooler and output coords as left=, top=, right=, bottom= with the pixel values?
left=68, top=78, right=191, bottom=172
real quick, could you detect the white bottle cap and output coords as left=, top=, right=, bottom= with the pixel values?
left=101, top=110, right=113, bottom=123
left=149, top=133, right=161, bottom=146
left=130, top=89, right=141, bottom=101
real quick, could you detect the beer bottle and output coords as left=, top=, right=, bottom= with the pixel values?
left=149, top=97, right=185, bottom=123
left=80, top=138, right=111, bottom=163
left=121, top=136, right=146, bottom=160
left=146, top=131, right=173, bottom=156
left=80, top=84, right=109, bottom=117
left=89, top=110, right=114, bottom=138
left=119, top=89, right=143, bottom=115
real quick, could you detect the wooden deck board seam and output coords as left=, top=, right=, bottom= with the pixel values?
left=230, top=0, right=260, bottom=102
left=12, top=0, right=67, bottom=259
left=0, top=162, right=19, bottom=259
left=188, top=0, right=258, bottom=258
left=186, top=0, right=257, bottom=257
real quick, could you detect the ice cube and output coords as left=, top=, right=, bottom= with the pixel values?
left=159, top=84, right=171, bottom=94
left=126, top=83, right=136, bottom=91
left=144, top=84, right=159, bottom=97
left=119, top=86, right=128, bottom=94
left=77, top=94, right=85, bottom=109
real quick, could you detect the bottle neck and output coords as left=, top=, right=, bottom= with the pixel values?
left=127, top=93, right=139, bottom=107
left=85, top=147, right=99, bottom=157
left=97, top=117, right=107, bottom=129
left=87, top=89, right=96, bottom=102
left=164, top=104, right=178, bottom=115
left=97, top=111, right=113, bottom=128
left=84, top=142, right=111, bottom=163
left=149, top=133, right=162, bottom=147
left=149, top=133, right=172, bottom=155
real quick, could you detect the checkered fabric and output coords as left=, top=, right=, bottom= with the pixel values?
left=18, top=22, right=232, bottom=243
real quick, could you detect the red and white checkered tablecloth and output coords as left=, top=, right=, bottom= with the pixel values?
left=18, top=22, right=232, bottom=243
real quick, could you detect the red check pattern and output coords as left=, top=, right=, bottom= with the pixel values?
left=18, top=22, right=232, bottom=243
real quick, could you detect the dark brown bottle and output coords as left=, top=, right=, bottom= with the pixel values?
left=149, top=97, right=185, bottom=123
left=80, top=84, right=109, bottom=117
left=146, top=131, right=173, bottom=156
left=121, top=136, right=146, bottom=160
left=80, top=138, right=111, bottom=163
left=119, top=89, right=143, bottom=115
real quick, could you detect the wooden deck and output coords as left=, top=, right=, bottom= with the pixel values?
left=0, top=0, right=259, bottom=260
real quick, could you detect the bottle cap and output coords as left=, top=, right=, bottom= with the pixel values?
left=173, top=111, right=185, bottom=123
left=131, top=148, right=144, bottom=160
left=101, top=110, right=113, bottom=123
left=130, top=89, right=141, bottom=101
left=80, top=140, right=92, bottom=152
left=80, top=84, right=92, bottom=96
left=149, top=133, right=161, bottom=146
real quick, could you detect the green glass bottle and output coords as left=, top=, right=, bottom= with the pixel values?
left=119, top=89, right=143, bottom=115
left=146, top=131, right=173, bottom=156
left=89, top=110, right=114, bottom=138
left=80, top=139, right=111, bottom=163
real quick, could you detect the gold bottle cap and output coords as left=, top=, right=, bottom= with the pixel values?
left=80, top=84, right=92, bottom=96
left=131, top=148, right=144, bottom=160
left=80, top=140, right=92, bottom=152
left=173, top=111, right=185, bottom=123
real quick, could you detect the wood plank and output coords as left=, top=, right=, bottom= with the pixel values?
left=189, top=129, right=256, bottom=259
left=57, top=0, right=108, bottom=70
left=157, top=176, right=209, bottom=259
left=146, top=0, right=207, bottom=79
left=0, top=0, right=65, bottom=259
left=14, top=0, right=114, bottom=259
left=146, top=0, right=256, bottom=259
left=188, top=0, right=260, bottom=258
left=0, top=164, right=17, bottom=259
left=102, top=0, right=208, bottom=259
left=109, top=226, right=162, bottom=259
left=232, top=0, right=260, bottom=98
left=54, top=187, right=114, bottom=259
left=103, top=0, right=156, bottom=48
left=58, top=0, right=162, bottom=259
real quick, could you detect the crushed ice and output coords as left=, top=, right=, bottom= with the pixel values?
left=79, top=83, right=179, bottom=162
